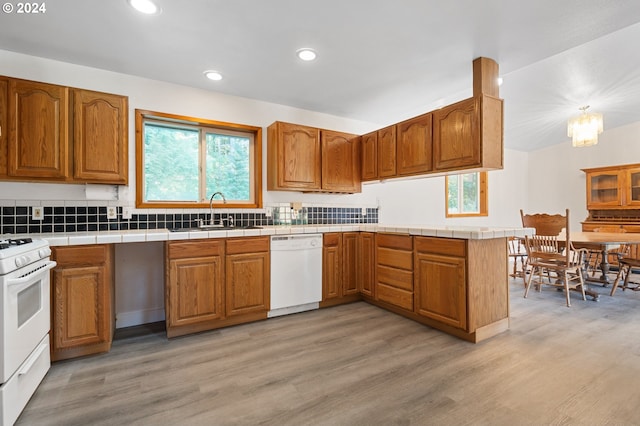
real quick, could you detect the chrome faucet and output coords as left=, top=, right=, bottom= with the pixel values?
left=209, top=191, right=227, bottom=226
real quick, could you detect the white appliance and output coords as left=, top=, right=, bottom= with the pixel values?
left=0, top=238, right=56, bottom=426
left=269, top=234, right=322, bottom=318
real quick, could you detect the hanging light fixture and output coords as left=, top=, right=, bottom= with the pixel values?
left=567, top=105, right=603, bottom=147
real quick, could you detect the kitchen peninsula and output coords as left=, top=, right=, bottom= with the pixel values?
left=36, top=223, right=527, bottom=362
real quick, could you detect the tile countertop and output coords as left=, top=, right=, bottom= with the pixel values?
left=13, top=224, right=533, bottom=247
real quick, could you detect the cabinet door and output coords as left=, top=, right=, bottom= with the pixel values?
left=361, top=131, right=378, bottom=181
left=8, top=79, right=69, bottom=179
left=342, top=232, right=359, bottom=296
left=433, top=97, right=480, bottom=171
left=358, top=232, right=375, bottom=297
left=267, top=121, right=321, bottom=190
left=586, top=170, right=623, bottom=208
left=168, top=255, right=224, bottom=327
left=52, top=265, right=110, bottom=350
left=0, top=78, right=7, bottom=176
left=397, top=113, right=432, bottom=176
left=323, top=233, right=342, bottom=300
left=72, top=89, right=128, bottom=184
left=377, top=125, right=397, bottom=177
left=226, top=252, right=270, bottom=317
left=414, top=252, right=467, bottom=330
left=625, top=168, right=640, bottom=207
left=321, top=130, right=361, bottom=193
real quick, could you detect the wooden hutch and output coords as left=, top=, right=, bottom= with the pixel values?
left=582, top=163, right=640, bottom=258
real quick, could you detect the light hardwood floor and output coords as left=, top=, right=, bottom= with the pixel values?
left=17, top=279, right=640, bottom=426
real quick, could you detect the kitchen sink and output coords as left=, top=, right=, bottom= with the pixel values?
left=168, top=225, right=262, bottom=232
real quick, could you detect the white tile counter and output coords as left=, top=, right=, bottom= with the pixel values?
left=17, top=224, right=531, bottom=246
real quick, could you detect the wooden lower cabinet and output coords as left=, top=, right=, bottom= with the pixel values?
left=414, top=237, right=467, bottom=329
left=166, top=240, right=225, bottom=331
left=321, top=232, right=361, bottom=307
left=50, top=244, right=114, bottom=361
left=375, top=233, right=414, bottom=310
left=358, top=232, right=375, bottom=297
left=165, top=237, right=269, bottom=338
left=225, top=237, right=270, bottom=317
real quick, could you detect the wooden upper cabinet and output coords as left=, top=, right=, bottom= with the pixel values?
left=396, top=112, right=433, bottom=176
left=582, top=164, right=640, bottom=209
left=377, top=125, right=396, bottom=177
left=0, top=77, right=7, bottom=176
left=433, top=95, right=503, bottom=172
left=267, top=121, right=321, bottom=191
left=72, top=89, right=128, bottom=184
left=321, top=130, right=361, bottom=193
left=433, top=97, right=479, bottom=171
left=8, top=79, right=69, bottom=179
left=267, top=121, right=362, bottom=193
left=361, top=131, right=378, bottom=181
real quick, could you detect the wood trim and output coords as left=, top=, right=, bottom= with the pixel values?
left=135, top=109, right=262, bottom=209
left=445, top=171, right=488, bottom=218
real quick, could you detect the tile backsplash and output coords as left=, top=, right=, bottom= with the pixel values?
left=0, top=203, right=378, bottom=235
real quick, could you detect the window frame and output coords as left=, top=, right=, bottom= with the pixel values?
left=445, top=171, right=488, bottom=218
left=135, top=109, right=262, bottom=209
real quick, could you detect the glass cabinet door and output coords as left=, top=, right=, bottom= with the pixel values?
left=626, top=169, right=640, bottom=206
left=587, top=171, right=622, bottom=207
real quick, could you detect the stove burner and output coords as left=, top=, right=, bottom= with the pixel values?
left=0, top=238, right=33, bottom=250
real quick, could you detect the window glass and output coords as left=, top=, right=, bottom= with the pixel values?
left=136, top=110, right=262, bottom=208
left=446, top=172, right=488, bottom=217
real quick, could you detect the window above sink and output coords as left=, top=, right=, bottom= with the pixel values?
left=135, top=109, right=263, bottom=209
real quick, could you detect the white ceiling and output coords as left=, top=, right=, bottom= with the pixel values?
left=2, top=0, right=640, bottom=151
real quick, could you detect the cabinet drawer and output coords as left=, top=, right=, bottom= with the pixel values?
left=168, top=239, right=224, bottom=259
left=376, top=233, right=413, bottom=250
left=377, top=283, right=413, bottom=311
left=226, top=237, right=269, bottom=255
left=415, top=237, right=466, bottom=257
left=377, top=265, right=413, bottom=291
left=53, top=245, right=108, bottom=266
left=377, top=247, right=413, bottom=271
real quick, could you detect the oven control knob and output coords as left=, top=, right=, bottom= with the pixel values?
left=15, top=256, right=27, bottom=268
left=39, top=248, right=51, bottom=258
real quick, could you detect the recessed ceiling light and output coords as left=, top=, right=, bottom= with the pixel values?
left=296, top=48, right=317, bottom=61
left=128, top=0, right=161, bottom=15
left=204, top=70, right=223, bottom=81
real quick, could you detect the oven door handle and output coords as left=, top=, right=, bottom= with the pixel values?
left=7, top=260, right=57, bottom=286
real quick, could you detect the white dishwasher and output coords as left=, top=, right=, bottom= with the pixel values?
left=269, top=234, right=323, bottom=318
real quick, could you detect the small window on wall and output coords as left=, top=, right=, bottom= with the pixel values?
left=135, top=110, right=262, bottom=209
left=445, top=172, right=488, bottom=217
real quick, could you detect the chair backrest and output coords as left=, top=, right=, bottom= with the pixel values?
left=520, top=209, right=568, bottom=236
left=521, top=209, right=572, bottom=263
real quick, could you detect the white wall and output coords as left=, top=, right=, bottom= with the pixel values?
left=526, top=121, right=640, bottom=230
left=369, top=148, right=529, bottom=228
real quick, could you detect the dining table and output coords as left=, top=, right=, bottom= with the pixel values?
left=560, top=231, right=640, bottom=300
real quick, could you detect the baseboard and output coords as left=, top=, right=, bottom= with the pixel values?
left=116, top=307, right=165, bottom=329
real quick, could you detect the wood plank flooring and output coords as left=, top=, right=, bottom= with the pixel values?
left=16, top=279, right=640, bottom=426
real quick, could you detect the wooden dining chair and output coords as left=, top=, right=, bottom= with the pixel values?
left=520, top=209, right=588, bottom=307
left=586, top=227, right=630, bottom=279
left=508, top=236, right=527, bottom=281
left=610, top=255, right=640, bottom=296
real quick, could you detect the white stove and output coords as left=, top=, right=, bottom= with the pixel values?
left=0, top=238, right=52, bottom=275
left=0, top=237, right=55, bottom=426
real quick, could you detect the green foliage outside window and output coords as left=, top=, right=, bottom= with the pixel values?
left=143, top=122, right=252, bottom=203
left=447, top=173, right=481, bottom=215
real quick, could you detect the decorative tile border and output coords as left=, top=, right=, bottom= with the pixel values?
left=0, top=203, right=378, bottom=235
